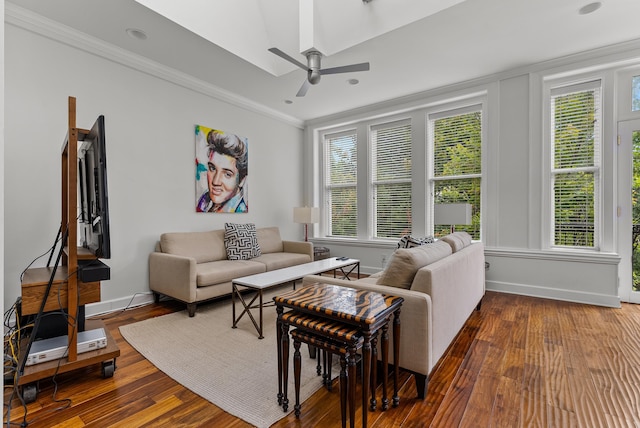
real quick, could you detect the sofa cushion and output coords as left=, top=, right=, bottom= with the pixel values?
left=441, top=231, right=472, bottom=253
left=397, top=235, right=435, bottom=249
left=251, top=252, right=311, bottom=271
left=453, top=231, right=473, bottom=247
left=256, top=227, right=284, bottom=254
left=377, top=240, right=452, bottom=289
left=160, top=230, right=226, bottom=263
left=196, top=259, right=266, bottom=286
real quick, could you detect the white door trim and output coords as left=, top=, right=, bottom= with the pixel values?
left=618, top=119, right=640, bottom=303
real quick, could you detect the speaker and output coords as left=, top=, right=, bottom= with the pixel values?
left=17, top=299, right=85, bottom=340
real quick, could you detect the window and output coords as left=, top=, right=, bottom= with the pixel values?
left=318, top=93, right=485, bottom=243
left=550, top=80, right=601, bottom=248
left=324, top=131, right=357, bottom=237
left=371, top=120, right=412, bottom=238
left=429, top=106, right=482, bottom=239
left=633, top=75, right=640, bottom=112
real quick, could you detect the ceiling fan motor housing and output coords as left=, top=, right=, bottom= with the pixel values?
left=307, top=51, right=322, bottom=84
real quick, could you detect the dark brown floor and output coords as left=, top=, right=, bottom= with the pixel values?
left=5, top=291, right=640, bottom=427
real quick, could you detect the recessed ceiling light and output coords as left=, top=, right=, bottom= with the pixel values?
left=284, top=99, right=293, bottom=104
left=579, top=2, right=602, bottom=15
left=347, top=79, right=359, bottom=85
left=126, top=28, right=148, bottom=40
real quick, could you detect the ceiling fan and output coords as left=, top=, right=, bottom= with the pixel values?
left=268, top=47, right=370, bottom=97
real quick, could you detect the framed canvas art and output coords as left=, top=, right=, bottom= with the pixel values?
left=195, top=124, right=249, bottom=213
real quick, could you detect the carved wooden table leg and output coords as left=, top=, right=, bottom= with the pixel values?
left=393, top=308, right=401, bottom=407
left=340, top=354, right=347, bottom=428
left=370, top=333, right=378, bottom=411
left=276, top=306, right=283, bottom=406
left=348, top=347, right=357, bottom=428
left=281, top=321, right=290, bottom=412
left=362, top=331, right=371, bottom=427
left=293, top=338, right=302, bottom=418
left=381, top=321, right=390, bottom=410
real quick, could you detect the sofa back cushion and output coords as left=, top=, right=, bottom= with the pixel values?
left=160, top=230, right=226, bottom=263
left=377, top=240, right=452, bottom=289
left=256, top=227, right=284, bottom=254
left=441, top=231, right=473, bottom=253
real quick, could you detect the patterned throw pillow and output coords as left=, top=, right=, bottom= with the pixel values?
left=224, top=223, right=261, bottom=260
left=396, top=235, right=435, bottom=249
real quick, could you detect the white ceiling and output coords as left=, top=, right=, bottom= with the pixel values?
left=6, top=0, right=640, bottom=123
left=132, top=0, right=465, bottom=76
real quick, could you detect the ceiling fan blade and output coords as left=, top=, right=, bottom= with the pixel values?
left=320, top=62, right=370, bottom=75
left=268, top=47, right=309, bottom=71
left=296, top=79, right=311, bottom=97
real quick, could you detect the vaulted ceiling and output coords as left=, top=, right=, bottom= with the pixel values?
left=7, top=0, right=640, bottom=123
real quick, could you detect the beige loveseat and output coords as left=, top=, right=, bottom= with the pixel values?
left=149, top=226, right=313, bottom=316
left=302, top=231, right=484, bottom=399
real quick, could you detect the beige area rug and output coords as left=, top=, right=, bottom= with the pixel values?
left=119, top=289, right=331, bottom=428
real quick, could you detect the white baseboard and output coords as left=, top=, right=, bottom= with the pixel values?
left=486, top=280, right=621, bottom=308
left=85, top=292, right=155, bottom=318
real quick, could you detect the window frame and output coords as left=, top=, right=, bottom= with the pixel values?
left=543, top=78, right=603, bottom=250
left=322, top=128, right=359, bottom=238
left=369, top=118, right=413, bottom=239
left=315, top=92, right=486, bottom=244
left=427, top=103, right=484, bottom=240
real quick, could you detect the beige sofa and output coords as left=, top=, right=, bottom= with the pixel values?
left=301, top=231, right=485, bottom=399
left=149, top=226, right=313, bottom=316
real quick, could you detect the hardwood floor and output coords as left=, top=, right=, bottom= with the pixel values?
left=5, top=291, right=640, bottom=427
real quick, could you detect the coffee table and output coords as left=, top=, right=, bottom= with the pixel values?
left=232, top=257, right=360, bottom=339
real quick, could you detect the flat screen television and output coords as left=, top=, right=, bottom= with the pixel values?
left=78, top=115, right=111, bottom=259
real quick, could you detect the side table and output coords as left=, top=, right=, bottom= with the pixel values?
left=274, top=283, right=403, bottom=427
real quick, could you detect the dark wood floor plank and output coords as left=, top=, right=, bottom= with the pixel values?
left=7, top=291, right=640, bottom=428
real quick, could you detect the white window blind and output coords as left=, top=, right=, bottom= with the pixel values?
left=370, top=120, right=412, bottom=238
left=324, top=131, right=357, bottom=237
left=429, top=105, right=482, bottom=239
left=550, top=80, right=601, bottom=248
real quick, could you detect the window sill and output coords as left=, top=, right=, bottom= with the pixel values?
left=310, top=237, right=397, bottom=250
left=484, top=247, right=620, bottom=265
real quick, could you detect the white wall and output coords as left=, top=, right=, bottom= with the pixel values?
left=3, top=23, right=304, bottom=315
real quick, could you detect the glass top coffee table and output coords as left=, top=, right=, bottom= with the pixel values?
left=231, top=257, right=360, bottom=339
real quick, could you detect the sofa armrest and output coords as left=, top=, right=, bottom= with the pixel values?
left=410, top=242, right=485, bottom=367
left=149, top=252, right=197, bottom=303
left=282, top=240, right=314, bottom=260
left=301, top=275, right=433, bottom=376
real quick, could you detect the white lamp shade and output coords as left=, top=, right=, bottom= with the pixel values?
left=434, top=203, right=472, bottom=225
left=293, top=206, right=319, bottom=224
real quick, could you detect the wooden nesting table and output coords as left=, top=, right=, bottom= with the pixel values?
left=274, top=283, right=403, bottom=428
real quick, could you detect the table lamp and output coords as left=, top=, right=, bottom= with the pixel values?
left=293, top=206, right=319, bottom=241
left=434, top=203, right=472, bottom=234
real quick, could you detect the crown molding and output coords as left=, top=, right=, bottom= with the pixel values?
left=4, top=3, right=304, bottom=129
